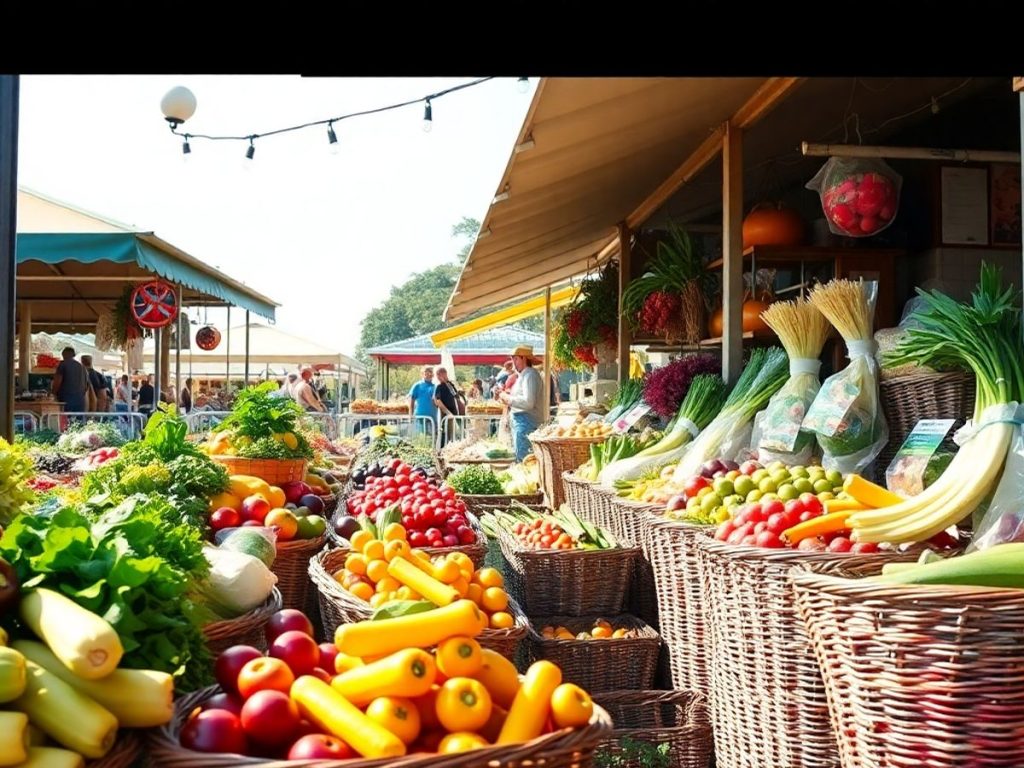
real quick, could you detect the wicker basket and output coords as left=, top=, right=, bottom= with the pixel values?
left=90, top=731, right=142, bottom=768
left=324, top=515, right=489, bottom=568
left=212, top=455, right=310, bottom=485
left=528, top=614, right=660, bottom=693
left=609, top=498, right=662, bottom=630
left=497, top=528, right=638, bottom=617
left=644, top=518, right=714, bottom=691
left=203, top=588, right=283, bottom=656
left=460, top=492, right=545, bottom=518
left=321, top=492, right=338, bottom=517
left=698, top=536, right=920, bottom=768
left=878, top=371, right=974, bottom=470
left=793, top=571, right=1024, bottom=768
left=148, top=685, right=612, bottom=768
left=273, top=534, right=327, bottom=615
left=562, top=471, right=594, bottom=517
left=311, top=548, right=529, bottom=661
left=530, top=436, right=605, bottom=509
left=593, top=690, right=713, bottom=768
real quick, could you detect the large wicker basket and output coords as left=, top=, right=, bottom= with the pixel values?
left=698, top=537, right=921, bottom=768
left=593, top=690, right=713, bottom=768
left=310, top=548, right=530, bottom=661
left=793, top=570, right=1024, bottom=768
left=202, top=588, right=283, bottom=656
left=878, top=371, right=974, bottom=470
left=644, top=518, right=714, bottom=691
left=530, top=436, right=605, bottom=509
left=149, top=685, right=612, bottom=768
left=609, top=498, right=662, bottom=630
left=90, top=731, right=142, bottom=768
left=528, top=614, right=660, bottom=693
left=212, top=455, right=309, bottom=485
left=562, top=471, right=596, bottom=518
left=273, top=534, right=327, bottom=615
left=497, top=528, right=638, bottom=617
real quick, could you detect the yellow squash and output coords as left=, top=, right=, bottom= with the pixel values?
left=497, top=661, right=561, bottom=745
left=331, top=649, right=436, bottom=706
left=19, top=589, right=123, bottom=680
left=335, top=599, right=484, bottom=658
left=0, top=711, right=29, bottom=766
left=291, top=675, right=406, bottom=759
left=11, top=748, right=85, bottom=768
left=386, top=558, right=458, bottom=607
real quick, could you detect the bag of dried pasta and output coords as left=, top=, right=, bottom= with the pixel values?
left=802, top=279, right=889, bottom=476
left=754, top=298, right=832, bottom=465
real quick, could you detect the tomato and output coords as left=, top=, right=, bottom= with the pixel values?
left=761, top=500, right=785, bottom=517
left=436, top=637, right=482, bottom=678
left=827, top=537, right=853, bottom=553
left=783, top=499, right=805, bottom=518
left=850, top=541, right=879, bottom=554
left=755, top=530, right=783, bottom=549
left=409, top=531, right=428, bottom=548
left=715, top=521, right=735, bottom=541
left=435, top=678, right=492, bottom=732
left=799, top=494, right=824, bottom=517
left=550, top=683, right=593, bottom=728
left=365, top=696, right=421, bottom=745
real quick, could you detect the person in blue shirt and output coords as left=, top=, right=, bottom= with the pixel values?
left=408, top=365, right=437, bottom=436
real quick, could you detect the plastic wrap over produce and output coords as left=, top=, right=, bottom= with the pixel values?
left=965, top=403, right=1024, bottom=552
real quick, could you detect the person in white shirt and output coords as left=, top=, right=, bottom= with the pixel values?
left=497, top=344, right=547, bottom=461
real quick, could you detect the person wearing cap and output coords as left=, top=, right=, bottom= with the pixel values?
left=497, top=345, right=547, bottom=461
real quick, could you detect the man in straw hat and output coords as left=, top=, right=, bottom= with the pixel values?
left=497, top=344, right=546, bottom=461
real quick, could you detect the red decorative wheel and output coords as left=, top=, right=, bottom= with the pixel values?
left=130, top=280, right=179, bottom=329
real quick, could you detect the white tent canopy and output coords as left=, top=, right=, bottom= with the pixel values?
left=142, top=322, right=366, bottom=378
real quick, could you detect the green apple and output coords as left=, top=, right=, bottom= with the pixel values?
left=778, top=483, right=799, bottom=501
left=759, top=477, right=778, bottom=494
left=789, top=465, right=809, bottom=479
left=751, top=469, right=769, bottom=484
left=297, top=514, right=327, bottom=539
left=733, top=476, right=755, bottom=497
left=725, top=469, right=741, bottom=481
left=817, top=492, right=836, bottom=502
left=745, top=489, right=763, bottom=503
left=793, top=478, right=814, bottom=494
left=825, top=469, right=844, bottom=486
left=713, top=478, right=735, bottom=497
left=771, top=468, right=791, bottom=485
left=293, top=506, right=311, bottom=518
left=701, top=493, right=722, bottom=512
left=722, top=494, right=742, bottom=508
left=813, top=479, right=833, bottom=494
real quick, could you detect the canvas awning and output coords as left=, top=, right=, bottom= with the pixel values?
left=369, top=326, right=545, bottom=366
left=444, top=77, right=771, bottom=321
left=15, top=188, right=279, bottom=331
left=430, top=285, right=578, bottom=346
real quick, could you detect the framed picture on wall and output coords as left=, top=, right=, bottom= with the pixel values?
left=990, top=163, right=1022, bottom=246
left=940, top=166, right=989, bottom=247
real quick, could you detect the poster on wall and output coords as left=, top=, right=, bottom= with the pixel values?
left=990, top=163, right=1022, bottom=246
left=940, top=166, right=989, bottom=246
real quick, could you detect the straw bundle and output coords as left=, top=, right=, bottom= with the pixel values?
left=807, top=279, right=874, bottom=342
left=760, top=298, right=831, bottom=359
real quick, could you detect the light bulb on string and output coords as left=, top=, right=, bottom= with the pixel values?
left=243, top=140, right=256, bottom=171
left=181, top=138, right=192, bottom=164
left=517, top=77, right=530, bottom=94
left=422, top=100, right=433, bottom=133
left=327, top=122, right=340, bottom=155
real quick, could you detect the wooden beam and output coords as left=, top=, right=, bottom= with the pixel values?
left=17, top=302, right=30, bottom=392
left=616, top=223, right=632, bottom=385
left=625, top=126, right=725, bottom=230
left=1014, top=77, right=1023, bottom=93
left=802, top=141, right=1020, bottom=164
left=722, top=121, right=744, bottom=385
left=732, top=77, right=805, bottom=128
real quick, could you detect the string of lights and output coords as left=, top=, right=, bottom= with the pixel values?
left=161, top=77, right=530, bottom=161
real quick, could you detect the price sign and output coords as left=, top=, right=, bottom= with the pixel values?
left=613, top=403, right=651, bottom=434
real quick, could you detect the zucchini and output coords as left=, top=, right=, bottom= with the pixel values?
left=19, top=589, right=123, bottom=680
left=13, top=658, right=118, bottom=759
left=12, top=748, right=84, bottom=768
left=0, top=711, right=29, bottom=767
left=0, top=646, right=26, bottom=703
left=13, top=641, right=173, bottom=728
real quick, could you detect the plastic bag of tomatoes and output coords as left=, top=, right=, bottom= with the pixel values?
left=806, top=157, right=902, bottom=238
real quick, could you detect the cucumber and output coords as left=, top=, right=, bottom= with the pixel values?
left=872, top=542, right=1024, bottom=588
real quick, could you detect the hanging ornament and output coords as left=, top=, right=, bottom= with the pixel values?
left=130, top=280, right=179, bottom=329
left=196, top=325, right=222, bottom=351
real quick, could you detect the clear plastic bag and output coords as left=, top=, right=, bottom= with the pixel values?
left=806, top=157, right=902, bottom=238
left=672, top=413, right=754, bottom=482
left=966, top=404, right=1024, bottom=553
left=754, top=358, right=821, bottom=466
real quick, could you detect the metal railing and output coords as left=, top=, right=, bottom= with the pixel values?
left=336, top=413, right=437, bottom=443
left=44, top=411, right=146, bottom=440
left=184, top=410, right=232, bottom=435
left=13, top=412, right=39, bottom=435
left=438, top=414, right=503, bottom=447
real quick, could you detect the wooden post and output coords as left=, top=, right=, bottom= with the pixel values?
left=617, top=222, right=632, bottom=385
left=175, top=286, right=183, bottom=403
left=543, top=286, right=552, bottom=414
left=722, top=121, right=744, bottom=384
left=0, top=76, right=17, bottom=439
left=225, top=306, right=231, bottom=398
left=18, top=301, right=30, bottom=393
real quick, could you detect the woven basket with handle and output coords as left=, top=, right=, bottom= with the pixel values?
left=698, top=535, right=923, bottom=768
left=593, top=689, right=713, bottom=768
left=528, top=613, right=660, bottom=693
left=793, top=569, right=1024, bottom=768
left=529, top=436, right=605, bottom=509
left=212, top=455, right=309, bottom=485
left=202, top=588, right=283, bottom=656
left=149, top=685, right=612, bottom=768
left=878, top=371, right=974, bottom=470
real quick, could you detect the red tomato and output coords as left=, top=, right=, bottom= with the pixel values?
left=765, top=513, right=788, bottom=536
left=715, top=521, right=735, bottom=541
left=850, top=542, right=879, bottom=554
left=827, top=537, right=853, bottom=553
left=761, top=500, right=785, bottom=517
left=755, top=530, right=783, bottom=549
left=799, top=494, right=824, bottom=517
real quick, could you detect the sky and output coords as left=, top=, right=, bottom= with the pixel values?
left=16, top=75, right=535, bottom=354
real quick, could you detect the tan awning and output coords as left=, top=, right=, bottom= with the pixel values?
left=444, top=77, right=770, bottom=321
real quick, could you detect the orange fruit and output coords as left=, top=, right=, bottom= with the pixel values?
left=489, top=612, right=514, bottom=630
left=265, top=509, right=298, bottom=541
left=366, top=559, right=389, bottom=583
left=350, top=530, right=373, bottom=551
left=481, top=587, right=509, bottom=613
left=466, top=584, right=483, bottom=605
left=363, top=540, right=386, bottom=561
left=370, top=593, right=389, bottom=608
left=591, top=625, right=612, bottom=639
left=382, top=523, right=407, bottom=542
left=349, top=581, right=374, bottom=602
left=344, top=553, right=367, bottom=576
left=473, top=568, right=504, bottom=589
left=451, top=577, right=470, bottom=598
left=384, top=540, right=411, bottom=562
left=376, top=576, right=401, bottom=594
left=434, top=559, right=461, bottom=584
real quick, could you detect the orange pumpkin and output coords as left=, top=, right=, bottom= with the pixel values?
left=742, top=203, right=805, bottom=249
left=708, top=295, right=774, bottom=338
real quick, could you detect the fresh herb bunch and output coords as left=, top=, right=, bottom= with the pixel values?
left=446, top=465, right=504, bottom=495
left=0, top=499, right=213, bottom=691
left=554, top=262, right=620, bottom=371
left=0, top=437, right=36, bottom=526
left=143, top=406, right=205, bottom=461
left=355, top=435, right=436, bottom=472
left=218, top=383, right=314, bottom=459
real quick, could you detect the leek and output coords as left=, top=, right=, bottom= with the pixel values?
left=849, top=264, right=1024, bottom=543
left=598, top=374, right=725, bottom=487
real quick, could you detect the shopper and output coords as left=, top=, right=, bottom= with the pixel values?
left=408, top=365, right=438, bottom=436
left=51, top=347, right=91, bottom=413
left=294, top=367, right=327, bottom=412
left=114, top=374, right=132, bottom=413
left=137, top=374, right=155, bottom=417
left=180, top=378, right=193, bottom=414
left=433, top=367, right=463, bottom=447
left=498, top=345, right=546, bottom=462
left=81, top=355, right=109, bottom=412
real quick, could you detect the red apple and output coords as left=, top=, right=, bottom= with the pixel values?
left=287, top=734, right=355, bottom=760
left=203, top=692, right=243, bottom=717
left=180, top=708, right=248, bottom=754
left=282, top=482, right=313, bottom=504
left=214, top=646, right=263, bottom=697
left=210, top=507, right=241, bottom=531
left=309, top=667, right=332, bottom=683
left=240, top=689, right=301, bottom=747
left=237, top=657, right=295, bottom=700
left=265, top=609, right=315, bottom=645
left=241, top=494, right=271, bottom=524
left=666, top=494, right=686, bottom=512
left=269, top=631, right=321, bottom=677
left=683, top=475, right=710, bottom=498
left=318, top=643, right=340, bottom=674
